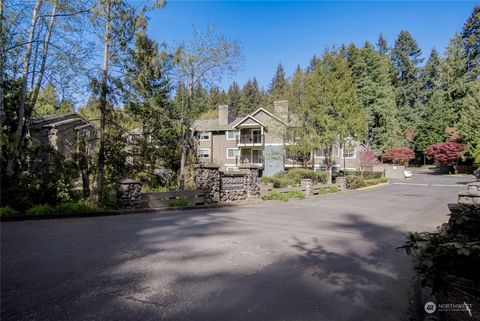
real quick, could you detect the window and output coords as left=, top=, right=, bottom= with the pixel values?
left=343, top=148, right=356, bottom=159
left=226, top=130, right=238, bottom=140
left=198, top=132, right=210, bottom=141
left=197, top=148, right=210, bottom=159
left=226, top=148, right=240, bottom=159
left=315, top=149, right=326, bottom=158
left=81, top=129, right=91, bottom=139
left=315, top=148, right=340, bottom=158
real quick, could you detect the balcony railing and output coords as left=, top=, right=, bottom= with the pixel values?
left=236, top=155, right=264, bottom=166
left=237, top=134, right=263, bottom=145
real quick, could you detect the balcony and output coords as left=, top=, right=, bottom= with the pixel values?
left=236, top=133, right=264, bottom=146
left=236, top=155, right=264, bottom=166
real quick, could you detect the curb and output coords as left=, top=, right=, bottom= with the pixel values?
left=352, top=182, right=390, bottom=191
left=0, top=201, right=260, bottom=222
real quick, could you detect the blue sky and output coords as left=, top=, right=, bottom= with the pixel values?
left=147, top=1, right=477, bottom=91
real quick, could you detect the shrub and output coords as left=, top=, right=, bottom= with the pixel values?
left=427, top=142, right=465, bottom=167
left=286, top=190, right=305, bottom=199
left=53, top=202, right=102, bottom=214
left=26, top=202, right=103, bottom=216
left=0, top=207, right=17, bottom=218
left=260, top=176, right=296, bottom=188
left=346, top=176, right=366, bottom=189
left=284, top=168, right=327, bottom=184
left=26, top=204, right=54, bottom=216
left=263, top=191, right=289, bottom=201
left=329, top=186, right=341, bottom=193
left=399, top=206, right=480, bottom=293
left=260, top=168, right=327, bottom=187
left=170, top=197, right=190, bottom=207
left=382, top=147, right=415, bottom=165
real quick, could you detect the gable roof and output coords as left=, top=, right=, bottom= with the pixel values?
left=250, top=107, right=288, bottom=126
left=192, top=117, right=244, bottom=132
left=232, top=115, right=267, bottom=128
left=31, top=112, right=95, bottom=130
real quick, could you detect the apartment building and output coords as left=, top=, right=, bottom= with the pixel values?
left=192, top=100, right=362, bottom=176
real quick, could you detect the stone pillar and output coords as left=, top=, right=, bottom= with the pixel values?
left=194, top=164, right=221, bottom=202
left=301, top=179, right=313, bottom=197
left=336, top=177, right=347, bottom=192
left=117, top=179, right=142, bottom=209
left=239, top=164, right=260, bottom=199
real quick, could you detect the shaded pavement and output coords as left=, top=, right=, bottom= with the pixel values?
left=1, top=173, right=473, bottom=321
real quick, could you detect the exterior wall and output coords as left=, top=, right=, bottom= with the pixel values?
left=31, top=119, right=96, bottom=160
left=313, top=141, right=362, bottom=171
left=253, top=110, right=285, bottom=145
left=197, top=130, right=238, bottom=171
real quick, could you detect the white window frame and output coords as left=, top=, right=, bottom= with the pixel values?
left=342, top=147, right=356, bottom=159
left=198, top=131, right=210, bottom=141
left=197, top=148, right=210, bottom=159
left=226, top=148, right=240, bottom=159
left=226, top=130, right=239, bottom=141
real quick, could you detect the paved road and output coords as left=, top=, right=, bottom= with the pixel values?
left=1, top=174, right=473, bottom=321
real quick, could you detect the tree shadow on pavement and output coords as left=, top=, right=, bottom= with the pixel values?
left=1, top=210, right=415, bottom=321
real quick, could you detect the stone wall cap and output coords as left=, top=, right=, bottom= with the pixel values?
left=119, top=179, right=141, bottom=184
left=194, top=163, right=221, bottom=169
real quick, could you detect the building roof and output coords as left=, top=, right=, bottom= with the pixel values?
left=31, top=112, right=95, bottom=129
left=192, top=117, right=244, bottom=132
left=192, top=106, right=290, bottom=132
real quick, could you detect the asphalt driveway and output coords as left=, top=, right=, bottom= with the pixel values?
left=1, top=173, right=473, bottom=321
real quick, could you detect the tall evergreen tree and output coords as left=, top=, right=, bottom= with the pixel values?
left=419, top=48, right=443, bottom=105
left=288, top=64, right=305, bottom=113
left=227, top=81, right=241, bottom=116
left=239, top=77, right=264, bottom=115
left=457, top=81, right=480, bottom=158
left=461, top=5, right=480, bottom=78
left=414, top=92, right=454, bottom=153
left=302, top=50, right=367, bottom=183
left=440, top=33, right=468, bottom=120
left=306, top=54, right=321, bottom=73
left=376, top=33, right=389, bottom=56
left=391, top=30, right=423, bottom=131
left=124, top=31, right=179, bottom=173
left=347, top=42, right=402, bottom=153
left=268, top=63, right=288, bottom=102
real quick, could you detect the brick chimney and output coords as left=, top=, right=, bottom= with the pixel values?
left=274, top=100, right=288, bottom=122
left=218, top=105, right=234, bottom=125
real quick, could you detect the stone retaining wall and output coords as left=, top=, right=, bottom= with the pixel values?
left=195, top=164, right=260, bottom=202
left=117, top=179, right=143, bottom=209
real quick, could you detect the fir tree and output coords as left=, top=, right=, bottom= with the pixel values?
left=419, top=48, right=443, bottom=105
left=461, top=5, right=480, bottom=78
left=347, top=42, right=402, bottom=153
left=440, top=33, right=468, bottom=120
left=302, top=50, right=367, bottom=183
left=414, top=92, right=454, bottom=153
left=457, top=81, right=480, bottom=158
left=391, top=30, right=423, bottom=130
left=268, top=63, right=288, bottom=102
left=377, top=33, right=389, bottom=56
left=227, top=81, right=241, bottom=116
left=239, top=77, right=264, bottom=115
left=288, top=64, right=305, bottom=113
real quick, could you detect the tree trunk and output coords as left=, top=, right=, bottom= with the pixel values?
left=97, top=3, right=111, bottom=204
left=20, top=1, right=57, bottom=152
left=81, top=169, right=91, bottom=198
left=5, top=0, right=43, bottom=177
left=179, top=138, right=186, bottom=190
left=326, top=144, right=333, bottom=184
